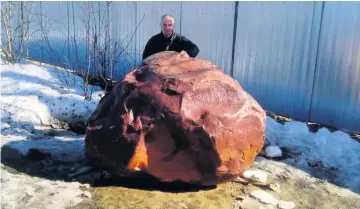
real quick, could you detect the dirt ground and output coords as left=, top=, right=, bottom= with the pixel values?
left=1, top=126, right=359, bottom=209
left=81, top=157, right=360, bottom=209
left=2, top=150, right=359, bottom=209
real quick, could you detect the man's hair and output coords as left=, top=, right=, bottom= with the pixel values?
left=161, top=14, right=174, bottom=22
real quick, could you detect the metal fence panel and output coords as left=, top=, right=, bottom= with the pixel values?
left=310, top=2, right=360, bottom=132
left=180, top=1, right=235, bottom=75
left=27, top=2, right=93, bottom=69
left=110, top=1, right=137, bottom=78
left=232, top=2, right=319, bottom=121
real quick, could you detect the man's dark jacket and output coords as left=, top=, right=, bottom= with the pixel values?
left=142, top=32, right=199, bottom=60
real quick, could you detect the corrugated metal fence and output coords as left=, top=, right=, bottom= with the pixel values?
left=2, top=1, right=359, bottom=133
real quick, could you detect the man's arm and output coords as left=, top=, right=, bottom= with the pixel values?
left=178, top=36, right=199, bottom=58
left=142, top=37, right=155, bottom=60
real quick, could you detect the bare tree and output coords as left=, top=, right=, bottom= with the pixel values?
left=1, top=1, right=33, bottom=63
left=12, top=1, right=144, bottom=100
left=61, top=1, right=145, bottom=97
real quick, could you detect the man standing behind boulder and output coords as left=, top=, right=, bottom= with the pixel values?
left=142, top=14, right=199, bottom=60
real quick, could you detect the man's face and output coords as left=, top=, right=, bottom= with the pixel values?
left=161, top=16, right=174, bottom=37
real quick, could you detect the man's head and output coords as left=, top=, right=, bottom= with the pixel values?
left=160, top=14, right=174, bottom=37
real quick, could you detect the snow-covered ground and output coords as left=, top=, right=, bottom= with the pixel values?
left=1, top=61, right=105, bottom=209
left=1, top=60, right=105, bottom=160
left=1, top=60, right=359, bottom=209
left=1, top=60, right=103, bottom=127
left=266, top=118, right=360, bottom=193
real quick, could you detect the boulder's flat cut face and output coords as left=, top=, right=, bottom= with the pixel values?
left=85, top=51, right=266, bottom=186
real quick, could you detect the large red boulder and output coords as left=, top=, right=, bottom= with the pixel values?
left=85, top=51, right=266, bottom=186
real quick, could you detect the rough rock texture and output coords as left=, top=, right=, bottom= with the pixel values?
left=85, top=51, right=266, bottom=186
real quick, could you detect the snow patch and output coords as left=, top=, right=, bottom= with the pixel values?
left=1, top=62, right=102, bottom=209
left=1, top=62, right=104, bottom=132
left=242, top=170, right=268, bottom=183
left=250, top=190, right=296, bottom=209
left=1, top=135, right=86, bottom=163
left=265, top=146, right=283, bottom=158
left=277, top=200, right=296, bottom=209
left=266, top=117, right=360, bottom=192
left=250, top=190, right=277, bottom=205
left=0, top=170, right=85, bottom=209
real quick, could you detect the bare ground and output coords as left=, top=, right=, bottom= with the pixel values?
left=1, top=127, right=359, bottom=209
left=2, top=149, right=359, bottom=209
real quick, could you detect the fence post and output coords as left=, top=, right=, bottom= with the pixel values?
left=40, top=1, right=43, bottom=63
left=230, top=1, right=239, bottom=78
left=308, top=1, right=325, bottom=122
left=180, top=1, right=183, bottom=35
